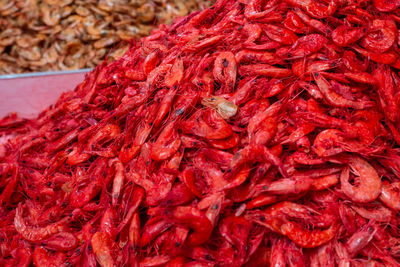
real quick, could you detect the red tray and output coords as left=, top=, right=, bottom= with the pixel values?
left=0, top=69, right=90, bottom=119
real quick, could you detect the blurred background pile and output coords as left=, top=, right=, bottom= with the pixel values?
left=0, top=0, right=211, bottom=74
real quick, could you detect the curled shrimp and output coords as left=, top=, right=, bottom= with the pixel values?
left=33, top=247, right=66, bottom=267
left=208, top=132, right=239, bottom=150
left=361, top=19, right=397, bottom=53
left=181, top=109, right=233, bottom=140
left=170, top=206, right=213, bottom=246
left=380, top=182, right=400, bottom=210
left=213, top=52, right=237, bottom=93
left=150, top=121, right=181, bottom=161
left=286, top=34, right=328, bottom=58
left=332, top=25, right=366, bottom=47
left=263, top=24, right=298, bottom=44
left=314, top=73, right=375, bottom=109
left=281, top=221, right=338, bottom=248
left=14, top=204, right=71, bottom=242
left=283, top=10, right=309, bottom=33
left=285, top=0, right=337, bottom=19
left=86, top=124, right=121, bottom=157
left=201, top=96, right=238, bottom=120
left=342, top=50, right=369, bottom=72
left=340, top=157, right=382, bottom=203
left=373, top=0, right=400, bottom=12
left=3, top=247, right=32, bottom=267
left=244, top=0, right=279, bottom=20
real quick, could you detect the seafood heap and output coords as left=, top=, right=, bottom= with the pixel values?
left=2, top=0, right=400, bottom=266
left=0, top=0, right=211, bottom=74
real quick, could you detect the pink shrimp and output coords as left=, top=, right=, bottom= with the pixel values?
left=91, top=232, right=123, bottom=267
left=340, top=157, right=382, bottom=203
left=380, top=182, right=400, bottom=210
left=345, top=221, right=376, bottom=257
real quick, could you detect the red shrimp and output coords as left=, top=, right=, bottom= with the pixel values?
left=129, top=212, right=140, bottom=248
left=170, top=206, right=213, bottom=246
left=280, top=221, right=338, bottom=248
left=69, top=158, right=107, bottom=208
left=314, top=73, right=375, bottom=109
left=165, top=58, right=184, bottom=87
left=352, top=204, right=393, bottom=222
left=294, top=10, right=332, bottom=35
left=373, top=0, right=400, bottom=12
left=213, top=52, right=237, bottom=93
left=181, top=109, right=233, bottom=140
left=109, top=159, right=125, bottom=206
left=33, top=247, right=66, bottom=267
left=283, top=10, right=309, bottom=33
left=263, top=24, right=298, bottom=44
left=345, top=221, right=376, bottom=257
left=151, top=121, right=181, bottom=161
left=91, top=232, right=123, bottom=267
left=361, top=19, right=397, bottom=53
left=14, top=204, right=71, bottom=242
left=285, top=0, right=337, bottom=19
left=380, top=182, right=400, bottom=210
left=3, top=247, right=32, bottom=267
left=332, top=26, right=366, bottom=47
left=235, top=50, right=282, bottom=65
left=42, top=232, right=79, bottom=252
left=0, top=164, right=18, bottom=206
left=340, top=157, right=382, bottom=203
left=342, top=50, right=369, bottom=72
left=310, top=174, right=339, bottom=191
left=244, top=0, right=279, bottom=20
left=154, top=88, right=178, bottom=128
left=239, top=63, right=292, bottom=77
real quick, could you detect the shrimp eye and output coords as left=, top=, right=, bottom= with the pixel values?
left=222, top=58, right=229, bottom=67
